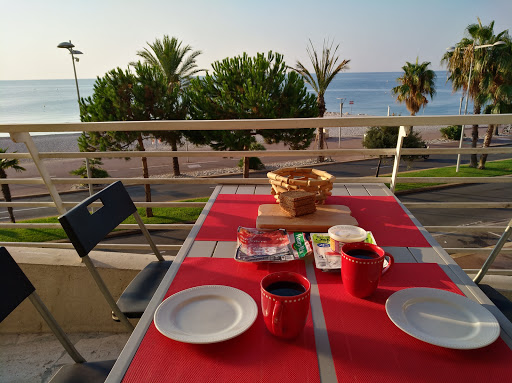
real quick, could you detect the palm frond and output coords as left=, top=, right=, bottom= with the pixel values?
left=392, top=58, right=436, bottom=115
left=293, top=38, right=350, bottom=115
left=0, top=149, right=26, bottom=172
left=135, top=35, right=204, bottom=90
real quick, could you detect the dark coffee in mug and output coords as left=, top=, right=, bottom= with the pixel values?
left=346, top=249, right=379, bottom=259
left=266, top=281, right=306, bottom=297
left=341, top=242, right=395, bottom=298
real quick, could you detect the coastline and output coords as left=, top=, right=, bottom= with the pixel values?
left=0, top=133, right=81, bottom=155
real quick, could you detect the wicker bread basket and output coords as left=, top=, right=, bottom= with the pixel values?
left=267, top=167, right=335, bottom=205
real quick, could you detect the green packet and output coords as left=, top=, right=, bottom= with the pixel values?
left=290, top=232, right=312, bottom=258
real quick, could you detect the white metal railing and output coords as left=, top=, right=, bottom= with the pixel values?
left=1, top=114, right=512, bottom=256
left=2, top=114, right=511, bottom=133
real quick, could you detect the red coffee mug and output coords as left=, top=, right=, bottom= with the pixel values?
left=260, top=272, right=311, bottom=339
left=341, top=242, right=394, bottom=298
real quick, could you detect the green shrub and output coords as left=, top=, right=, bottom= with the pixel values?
left=362, top=126, right=426, bottom=157
left=237, top=142, right=266, bottom=170
left=70, top=158, right=110, bottom=178
left=237, top=157, right=265, bottom=170
left=440, top=125, right=462, bottom=140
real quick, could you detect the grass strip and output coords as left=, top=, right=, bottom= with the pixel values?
left=0, top=197, right=208, bottom=243
left=393, top=158, right=512, bottom=192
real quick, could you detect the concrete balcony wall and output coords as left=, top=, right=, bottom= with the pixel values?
left=0, top=247, right=172, bottom=333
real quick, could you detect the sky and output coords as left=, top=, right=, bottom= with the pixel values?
left=1, top=0, right=511, bottom=81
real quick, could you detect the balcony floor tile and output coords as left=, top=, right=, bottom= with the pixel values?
left=0, top=332, right=129, bottom=383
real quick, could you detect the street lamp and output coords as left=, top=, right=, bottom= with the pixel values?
left=57, top=40, right=93, bottom=197
left=446, top=41, right=506, bottom=172
left=336, top=97, right=345, bottom=147
left=57, top=41, right=83, bottom=106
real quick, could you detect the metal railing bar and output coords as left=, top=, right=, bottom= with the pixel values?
left=1, top=201, right=509, bottom=210
left=0, top=178, right=267, bottom=185
left=401, top=147, right=512, bottom=155
left=0, top=223, right=195, bottom=230
left=2, top=114, right=511, bottom=133
left=396, top=176, right=512, bottom=183
left=424, top=226, right=507, bottom=232
left=47, top=177, right=393, bottom=185
left=2, top=221, right=509, bottom=233
left=0, top=202, right=58, bottom=207
left=26, top=149, right=400, bottom=158
left=50, top=177, right=269, bottom=185
left=404, top=202, right=512, bottom=209
left=3, top=147, right=511, bottom=161
left=0, top=242, right=182, bottom=251
left=0, top=201, right=207, bottom=208
left=3, top=242, right=511, bottom=256
left=3, top=223, right=506, bottom=233
left=0, top=178, right=45, bottom=184
left=4, top=175, right=509, bottom=185
left=444, top=248, right=512, bottom=254
left=0, top=153, right=32, bottom=159
left=473, top=218, right=512, bottom=283
left=463, top=269, right=512, bottom=276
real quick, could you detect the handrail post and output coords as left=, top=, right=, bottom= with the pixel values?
left=9, top=132, right=66, bottom=215
left=390, top=126, right=410, bottom=193
left=473, top=218, right=512, bottom=284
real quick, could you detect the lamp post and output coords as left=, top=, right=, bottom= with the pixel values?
left=446, top=41, right=506, bottom=172
left=336, top=97, right=345, bottom=147
left=57, top=40, right=93, bottom=197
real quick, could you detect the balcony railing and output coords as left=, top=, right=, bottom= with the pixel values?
left=1, top=114, right=512, bottom=262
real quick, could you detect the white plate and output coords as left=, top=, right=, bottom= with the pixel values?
left=154, top=285, right=258, bottom=344
left=386, top=287, right=500, bottom=349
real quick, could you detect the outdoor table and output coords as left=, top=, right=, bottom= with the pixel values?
left=106, top=184, right=512, bottom=383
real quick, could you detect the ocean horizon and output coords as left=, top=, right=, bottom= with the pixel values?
left=0, top=71, right=466, bottom=134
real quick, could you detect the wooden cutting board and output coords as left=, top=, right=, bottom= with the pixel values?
left=256, top=204, right=358, bottom=232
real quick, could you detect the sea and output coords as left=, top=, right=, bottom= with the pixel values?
left=0, top=71, right=465, bottom=132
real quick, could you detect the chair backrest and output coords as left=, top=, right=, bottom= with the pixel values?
left=58, top=181, right=137, bottom=257
left=0, top=247, right=35, bottom=322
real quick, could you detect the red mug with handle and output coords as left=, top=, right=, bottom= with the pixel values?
left=260, top=271, right=311, bottom=339
left=341, top=242, right=394, bottom=298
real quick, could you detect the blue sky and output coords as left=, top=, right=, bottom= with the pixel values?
left=1, top=0, right=511, bottom=80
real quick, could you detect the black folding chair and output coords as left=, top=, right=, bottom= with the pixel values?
left=58, top=181, right=172, bottom=330
left=0, top=247, right=115, bottom=383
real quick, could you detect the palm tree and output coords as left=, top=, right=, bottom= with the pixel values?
left=392, top=58, right=436, bottom=116
left=133, top=35, right=204, bottom=91
left=477, top=39, right=512, bottom=169
left=132, top=35, right=204, bottom=176
left=441, top=18, right=508, bottom=167
left=294, top=39, right=350, bottom=161
left=0, top=149, right=26, bottom=223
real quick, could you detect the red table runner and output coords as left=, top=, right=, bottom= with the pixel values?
left=195, top=194, right=430, bottom=247
left=315, top=263, right=512, bottom=382
left=122, top=258, right=320, bottom=383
